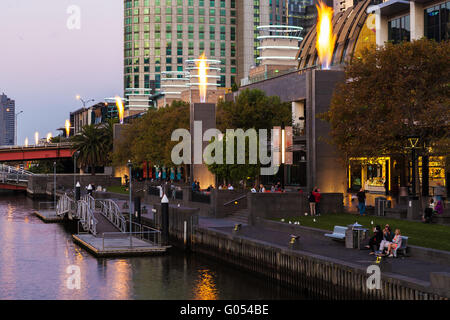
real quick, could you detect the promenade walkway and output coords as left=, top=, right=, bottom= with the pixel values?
left=200, top=220, right=450, bottom=284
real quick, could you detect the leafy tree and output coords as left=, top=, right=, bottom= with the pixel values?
left=210, top=89, right=292, bottom=186
left=71, top=124, right=113, bottom=175
left=113, top=101, right=190, bottom=178
left=322, top=39, right=450, bottom=162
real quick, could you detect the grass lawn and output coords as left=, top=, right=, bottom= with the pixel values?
left=105, top=185, right=129, bottom=195
left=273, top=213, right=450, bottom=252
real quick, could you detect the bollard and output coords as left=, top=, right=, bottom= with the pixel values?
left=289, top=235, right=301, bottom=250
left=75, top=182, right=81, bottom=201
left=161, top=194, right=169, bottom=245
left=87, top=184, right=93, bottom=196
left=134, top=196, right=141, bottom=225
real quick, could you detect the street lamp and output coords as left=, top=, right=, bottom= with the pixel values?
left=407, top=135, right=420, bottom=197
left=127, top=160, right=133, bottom=237
left=281, top=122, right=286, bottom=190
left=76, top=95, right=95, bottom=108
left=73, top=150, right=80, bottom=200
left=15, top=111, right=23, bottom=146
left=53, top=161, right=57, bottom=208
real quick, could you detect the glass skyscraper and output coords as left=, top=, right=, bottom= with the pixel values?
left=124, top=0, right=238, bottom=94
left=0, top=93, right=15, bottom=146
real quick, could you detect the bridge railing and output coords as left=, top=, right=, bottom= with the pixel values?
left=56, top=194, right=75, bottom=216
left=77, top=200, right=97, bottom=236
left=96, top=199, right=127, bottom=233
left=0, top=142, right=73, bottom=150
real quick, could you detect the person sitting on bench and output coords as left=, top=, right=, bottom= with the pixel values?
left=379, top=224, right=393, bottom=254
left=365, top=225, right=382, bottom=255
left=386, top=229, right=402, bottom=258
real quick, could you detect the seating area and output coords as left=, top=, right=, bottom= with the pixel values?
left=324, top=226, right=347, bottom=241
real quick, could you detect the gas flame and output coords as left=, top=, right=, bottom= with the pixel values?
left=25, top=137, right=28, bottom=147
left=65, top=120, right=71, bottom=137
left=196, top=53, right=208, bottom=103
left=34, top=132, right=39, bottom=145
left=46, top=132, right=53, bottom=143
left=115, top=96, right=125, bottom=124
left=316, top=1, right=336, bottom=70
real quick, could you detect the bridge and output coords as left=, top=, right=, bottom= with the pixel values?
left=0, top=164, right=33, bottom=190
left=56, top=194, right=167, bottom=256
left=0, top=142, right=75, bottom=162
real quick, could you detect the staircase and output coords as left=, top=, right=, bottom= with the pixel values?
left=227, top=208, right=249, bottom=224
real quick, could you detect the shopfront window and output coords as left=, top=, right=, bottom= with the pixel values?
left=388, top=15, right=410, bottom=43
left=424, top=1, right=450, bottom=42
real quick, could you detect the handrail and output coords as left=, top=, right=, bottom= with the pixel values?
left=77, top=200, right=97, bottom=235
left=96, top=199, right=127, bottom=233
left=224, top=193, right=248, bottom=206
left=56, top=193, right=75, bottom=216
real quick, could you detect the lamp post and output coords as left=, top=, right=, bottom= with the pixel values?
left=281, top=122, right=286, bottom=190
left=53, top=161, right=57, bottom=208
left=406, top=135, right=420, bottom=220
left=15, top=111, right=23, bottom=146
left=73, top=150, right=80, bottom=200
left=76, top=95, right=95, bottom=108
left=127, top=160, right=133, bottom=236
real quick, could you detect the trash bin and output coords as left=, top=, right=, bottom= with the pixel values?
left=375, top=197, right=387, bottom=216
left=345, top=223, right=365, bottom=249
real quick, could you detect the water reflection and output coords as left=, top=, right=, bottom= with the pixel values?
left=193, top=269, right=218, bottom=300
left=0, top=194, right=305, bottom=300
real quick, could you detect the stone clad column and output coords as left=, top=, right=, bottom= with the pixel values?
left=410, top=2, right=424, bottom=41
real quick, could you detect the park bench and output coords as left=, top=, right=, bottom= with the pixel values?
left=324, top=226, right=348, bottom=241
left=393, top=236, right=409, bottom=257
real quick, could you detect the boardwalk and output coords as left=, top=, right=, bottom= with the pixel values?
left=205, top=223, right=450, bottom=284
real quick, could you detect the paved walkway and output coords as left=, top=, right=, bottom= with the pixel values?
left=203, top=222, right=450, bottom=283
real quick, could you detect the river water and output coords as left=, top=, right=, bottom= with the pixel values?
left=0, top=194, right=304, bottom=300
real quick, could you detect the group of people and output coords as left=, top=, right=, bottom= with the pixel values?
left=191, top=180, right=201, bottom=192
left=308, top=188, right=322, bottom=216
left=366, top=224, right=402, bottom=258
left=250, top=184, right=266, bottom=193
left=218, top=184, right=234, bottom=190
left=423, top=198, right=444, bottom=223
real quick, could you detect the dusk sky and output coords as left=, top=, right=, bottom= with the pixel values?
left=0, top=0, right=123, bottom=145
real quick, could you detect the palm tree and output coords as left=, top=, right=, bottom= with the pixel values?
left=71, top=124, right=112, bottom=175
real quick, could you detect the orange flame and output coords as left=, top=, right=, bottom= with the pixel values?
left=24, top=137, right=28, bottom=147
left=196, top=53, right=208, bottom=103
left=316, top=1, right=336, bottom=69
left=34, top=131, right=39, bottom=145
left=46, top=132, right=53, bottom=143
left=115, top=96, right=125, bottom=124
left=65, top=120, right=71, bottom=137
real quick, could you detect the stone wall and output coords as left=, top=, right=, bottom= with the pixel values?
left=27, top=174, right=121, bottom=197
left=248, top=192, right=343, bottom=224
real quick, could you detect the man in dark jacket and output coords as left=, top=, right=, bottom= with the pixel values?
left=366, top=225, right=383, bottom=254
left=379, top=224, right=394, bottom=253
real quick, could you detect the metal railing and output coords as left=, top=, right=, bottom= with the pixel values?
left=0, top=142, right=73, bottom=150
left=96, top=199, right=127, bottom=233
left=77, top=200, right=97, bottom=235
left=56, top=193, right=75, bottom=216
left=223, top=193, right=248, bottom=207
left=101, top=227, right=161, bottom=250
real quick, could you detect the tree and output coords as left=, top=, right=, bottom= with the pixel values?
left=113, top=101, right=190, bottom=179
left=209, top=89, right=292, bottom=186
left=322, top=39, right=450, bottom=162
left=71, top=124, right=113, bottom=175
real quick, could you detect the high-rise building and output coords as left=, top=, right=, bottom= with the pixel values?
left=0, top=93, right=15, bottom=146
left=124, top=0, right=238, bottom=96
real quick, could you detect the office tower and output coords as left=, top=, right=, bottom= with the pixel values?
left=124, top=0, right=238, bottom=96
left=0, top=93, right=15, bottom=146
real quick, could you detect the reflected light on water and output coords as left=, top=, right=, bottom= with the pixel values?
left=109, top=259, right=132, bottom=299
left=193, top=269, right=218, bottom=300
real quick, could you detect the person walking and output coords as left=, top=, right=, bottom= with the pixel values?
left=313, top=188, right=322, bottom=216
left=357, top=188, right=366, bottom=216
left=308, top=190, right=316, bottom=216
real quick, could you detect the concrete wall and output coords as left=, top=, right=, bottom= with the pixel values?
left=27, top=174, right=121, bottom=197
left=248, top=192, right=344, bottom=224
